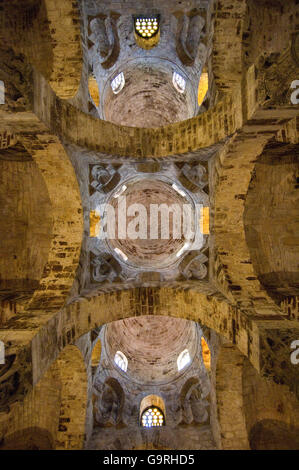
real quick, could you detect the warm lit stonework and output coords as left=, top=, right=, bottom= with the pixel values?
left=197, top=72, right=208, bottom=107
left=0, top=0, right=298, bottom=452
left=88, top=75, right=100, bottom=107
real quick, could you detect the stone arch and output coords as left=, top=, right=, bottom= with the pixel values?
left=93, top=377, right=124, bottom=427
left=213, top=133, right=284, bottom=314
left=0, top=52, right=83, bottom=312
left=213, top=343, right=250, bottom=450
left=244, top=141, right=299, bottom=298
left=31, top=286, right=280, bottom=388
left=180, top=377, right=199, bottom=403
left=34, top=70, right=239, bottom=158
left=242, top=0, right=298, bottom=70
left=0, top=142, right=53, bottom=306
left=179, top=377, right=200, bottom=425
left=242, top=354, right=299, bottom=449
left=139, top=395, right=166, bottom=424
left=211, top=0, right=247, bottom=93
left=12, top=287, right=298, bottom=410
left=213, top=341, right=299, bottom=450
left=0, top=0, right=82, bottom=99
left=58, top=288, right=237, bottom=349
left=0, top=344, right=87, bottom=450
left=19, top=133, right=83, bottom=311
left=51, top=345, right=87, bottom=450
left=212, top=41, right=298, bottom=316
left=105, top=377, right=124, bottom=413
left=1, top=288, right=234, bottom=412
left=43, top=0, right=82, bottom=98
left=179, top=377, right=209, bottom=426
left=0, top=357, right=61, bottom=449
left=175, top=10, right=205, bottom=67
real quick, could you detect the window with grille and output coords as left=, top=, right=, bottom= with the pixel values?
left=114, top=350, right=128, bottom=372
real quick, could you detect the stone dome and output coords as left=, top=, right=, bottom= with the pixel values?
left=105, top=315, right=198, bottom=385
left=108, top=177, right=195, bottom=269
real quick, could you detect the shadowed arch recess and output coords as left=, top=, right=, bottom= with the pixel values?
left=20, top=133, right=83, bottom=311
left=0, top=0, right=82, bottom=99
left=0, top=344, right=87, bottom=450
left=0, top=143, right=53, bottom=304
left=244, top=142, right=299, bottom=298
left=249, top=420, right=299, bottom=450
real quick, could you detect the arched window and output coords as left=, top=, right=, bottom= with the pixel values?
left=177, top=349, right=191, bottom=371
left=173, top=72, right=186, bottom=93
left=134, top=17, right=159, bottom=39
left=139, top=395, right=166, bottom=428
left=141, top=406, right=165, bottom=427
left=114, top=351, right=128, bottom=372
left=134, top=16, right=160, bottom=50
left=111, top=72, right=125, bottom=94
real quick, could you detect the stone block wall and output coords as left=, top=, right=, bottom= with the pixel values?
left=0, top=344, right=88, bottom=450
left=0, top=155, right=52, bottom=304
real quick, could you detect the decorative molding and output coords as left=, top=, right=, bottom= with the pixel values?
left=88, top=12, right=121, bottom=70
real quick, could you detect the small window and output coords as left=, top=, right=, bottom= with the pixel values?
left=111, top=72, right=125, bottom=94
left=141, top=407, right=165, bottom=427
left=91, top=339, right=102, bottom=368
left=88, top=74, right=100, bottom=107
left=134, top=16, right=159, bottom=39
left=201, top=336, right=211, bottom=370
left=114, top=351, right=128, bottom=372
left=177, top=349, right=190, bottom=371
left=173, top=72, right=186, bottom=94
left=198, top=72, right=208, bottom=106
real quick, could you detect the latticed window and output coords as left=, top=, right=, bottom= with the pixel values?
left=111, top=72, right=125, bottom=94
left=177, top=349, right=190, bottom=371
left=141, top=407, right=165, bottom=427
left=134, top=17, right=159, bottom=39
left=114, top=350, right=128, bottom=372
left=173, top=72, right=186, bottom=93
